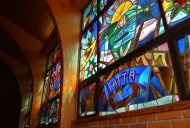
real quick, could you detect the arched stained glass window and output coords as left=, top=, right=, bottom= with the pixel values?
left=40, top=45, right=61, bottom=125
left=79, top=0, right=190, bottom=118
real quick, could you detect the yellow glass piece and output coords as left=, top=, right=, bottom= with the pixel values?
left=152, top=53, right=168, bottom=66
left=162, top=0, right=172, bottom=12
left=83, top=16, right=90, bottom=29
left=111, top=1, right=132, bottom=24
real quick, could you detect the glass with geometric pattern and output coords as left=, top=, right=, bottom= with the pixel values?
left=177, top=34, right=190, bottom=92
left=79, top=83, right=96, bottom=117
left=99, top=0, right=165, bottom=69
left=80, top=22, right=98, bottom=80
left=82, top=0, right=97, bottom=30
left=99, top=43, right=179, bottom=116
left=162, top=0, right=190, bottom=27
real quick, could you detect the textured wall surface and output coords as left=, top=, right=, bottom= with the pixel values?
left=72, top=108, right=190, bottom=128
left=46, top=0, right=81, bottom=128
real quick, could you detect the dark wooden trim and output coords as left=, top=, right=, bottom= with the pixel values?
left=73, top=100, right=190, bottom=124
left=157, top=0, right=169, bottom=31
left=168, top=39, right=189, bottom=100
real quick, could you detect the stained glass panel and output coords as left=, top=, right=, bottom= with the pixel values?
left=49, top=61, right=61, bottom=99
left=47, top=53, right=53, bottom=70
left=163, top=0, right=190, bottom=26
left=82, top=0, right=97, bottom=30
left=42, top=72, right=51, bottom=105
left=99, top=0, right=110, bottom=11
left=47, top=98, right=60, bottom=124
left=177, top=34, right=190, bottom=91
left=79, top=83, right=96, bottom=117
left=47, top=45, right=61, bottom=70
left=99, top=43, right=179, bottom=116
left=40, top=98, right=60, bottom=125
left=41, top=44, right=61, bottom=126
left=80, top=22, right=98, bottom=80
left=99, top=0, right=165, bottom=69
left=53, top=45, right=61, bottom=63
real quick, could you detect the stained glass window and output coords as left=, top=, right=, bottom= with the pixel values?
left=177, top=34, right=190, bottom=91
left=79, top=83, right=96, bottom=116
left=99, top=43, right=178, bottom=115
left=40, top=44, right=61, bottom=125
left=80, top=22, right=98, bottom=80
left=163, top=0, right=190, bottom=26
left=82, top=0, right=97, bottom=30
left=79, top=0, right=190, bottom=118
left=99, top=0, right=165, bottom=69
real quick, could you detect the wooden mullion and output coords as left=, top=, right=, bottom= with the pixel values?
left=82, top=0, right=115, bottom=34
left=157, top=0, right=169, bottom=31
left=96, top=0, right=101, bottom=118
left=167, top=39, right=189, bottom=100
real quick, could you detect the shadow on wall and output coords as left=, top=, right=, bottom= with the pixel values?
left=0, top=60, right=21, bottom=128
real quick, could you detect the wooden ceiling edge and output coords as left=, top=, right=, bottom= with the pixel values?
left=0, top=50, right=30, bottom=74
left=40, top=0, right=57, bottom=55
left=40, top=29, right=59, bottom=55
left=0, top=16, right=44, bottom=51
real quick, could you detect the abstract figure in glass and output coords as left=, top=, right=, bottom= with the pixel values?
left=99, top=0, right=164, bottom=69
left=99, top=43, right=179, bottom=115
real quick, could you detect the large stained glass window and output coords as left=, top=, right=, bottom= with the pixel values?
left=40, top=44, right=61, bottom=126
left=79, top=0, right=190, bottom=118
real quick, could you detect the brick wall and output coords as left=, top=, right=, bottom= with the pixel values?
left=72, top=109, right=190, bottom=128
